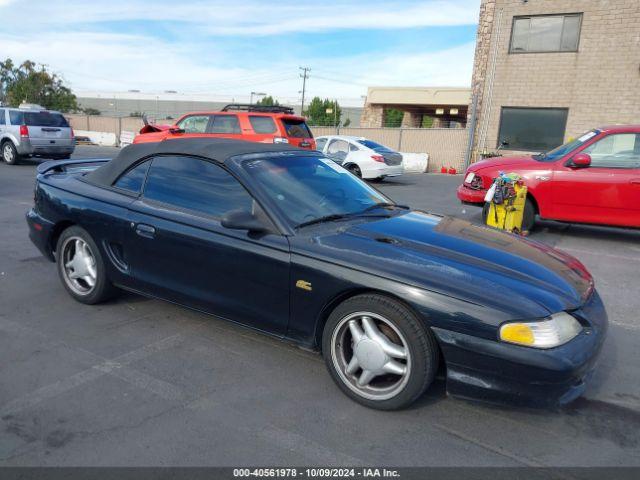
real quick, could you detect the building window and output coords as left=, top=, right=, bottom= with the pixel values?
left=510, top=14, right=582, bottom=53
left=497, top=107, right=568, bottom=152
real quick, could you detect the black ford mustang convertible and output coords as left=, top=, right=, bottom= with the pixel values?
left=26, top=138, right=607, bottom=410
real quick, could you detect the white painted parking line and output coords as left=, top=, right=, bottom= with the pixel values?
left=0, top=333, right=185, bottom=418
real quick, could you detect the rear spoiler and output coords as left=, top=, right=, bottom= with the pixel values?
left=37, top=158, right=111, bottom=175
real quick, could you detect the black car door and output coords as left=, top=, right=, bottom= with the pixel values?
left=121, top=155, right=291, bottom=335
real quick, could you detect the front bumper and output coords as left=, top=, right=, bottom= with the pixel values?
left=457, top=183, right=487, bottom=204
left=26, top=209, right=56, bottom=261
left=432, top=290, right=608, bottom=408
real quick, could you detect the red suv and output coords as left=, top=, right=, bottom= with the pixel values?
left=458, top=125, right=640, bottom=230
left=134, top=104, right=316, bottom=150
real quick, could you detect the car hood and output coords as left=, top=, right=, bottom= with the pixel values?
left=468, top=155, right=538, bottom=172
left=295, top=212, right=592, bottom=319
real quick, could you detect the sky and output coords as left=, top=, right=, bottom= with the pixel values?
left=0, top=0, right=481, bottom=106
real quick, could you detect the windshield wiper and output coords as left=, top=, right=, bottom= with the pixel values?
left=295, top=214, right=351, bottom=229
left=357, top=202, right=410, bottom=214
left=295, top=203, right=409, bottom=229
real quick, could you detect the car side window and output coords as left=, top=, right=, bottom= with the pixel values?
left=113, top=160, right=150, bottom=193
left=9, top=110, right=23, bottom=125
left=349, top=143, right=360, bottom=152
left=143, top=156, right=253, bottom=218
left=315, top=138, right=327, bottom=151
left=582, top=133, right=640, bottom=169
left=248, top=116, right=276, bottom=134
left=0, top=109, right=5, bottom=125
left=209, top=115, right=241, bottom=134
left=327, top=139, right=349, bottom=154
left=177, top=115, right=209, bottom=133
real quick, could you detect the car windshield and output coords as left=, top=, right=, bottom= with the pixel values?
left=240, top=153, right=393, bottom=227
left=532, top=130, right=600, bottom=161
left=356, top=139, right=394, bottom=152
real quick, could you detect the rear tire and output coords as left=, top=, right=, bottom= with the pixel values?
left=346, top=164, right=362, bottom=178
left=322, top=294, right=438, bottom=410
left=2, top=141, right=20, bottom=165
left=56, top=226, right=117, bottom=305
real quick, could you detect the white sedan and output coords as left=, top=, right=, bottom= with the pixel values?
left=315, top=135, right=404, bottom=180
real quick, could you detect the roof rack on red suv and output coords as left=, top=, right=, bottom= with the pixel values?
left=221, top=104, right=295, bottom=114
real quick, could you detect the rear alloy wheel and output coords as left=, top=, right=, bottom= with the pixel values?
left=56, top=226, right=116, bottom=304
left=323, top=294, right=438, bottom=410
left=2, top=142, right=19, bottom=165
left=347, top=164, right=362, bottom=178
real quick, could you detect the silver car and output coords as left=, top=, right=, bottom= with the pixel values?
left=0, top=105, right=75, bottom=165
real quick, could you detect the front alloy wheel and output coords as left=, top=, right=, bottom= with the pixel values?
left=331, top=312, right=411, bottom=401
left=323, top=294, right=439, bottom=410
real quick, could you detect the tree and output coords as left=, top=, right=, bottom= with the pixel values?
left=305, top=97, right=342, bottom=127
left=384, top=108, right=404, bottom=128
left=255, top=95, right=279, bottom=106
left=0, top=59, right=78, bottom=112
left=82, top=107, right=101, bottom=116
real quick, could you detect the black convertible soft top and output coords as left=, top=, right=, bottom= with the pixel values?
left=84, top=138, right=301, bottom=187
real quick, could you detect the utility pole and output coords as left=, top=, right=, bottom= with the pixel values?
left=299, top=67, right=310, bottom=116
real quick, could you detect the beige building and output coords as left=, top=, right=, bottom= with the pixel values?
left=360, top=86, right=471, bottom=128
left=471, top=0, right=640, bottom=157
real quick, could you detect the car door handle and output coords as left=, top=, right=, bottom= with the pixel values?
left=135, top=223, right=156, bottom=238
left=630, top=179, right=640, bottom=185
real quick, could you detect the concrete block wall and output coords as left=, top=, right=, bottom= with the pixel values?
left=472, top=0, right=640, bottom=157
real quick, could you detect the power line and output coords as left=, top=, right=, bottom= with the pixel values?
left=299, top=66, right=310, bottom=115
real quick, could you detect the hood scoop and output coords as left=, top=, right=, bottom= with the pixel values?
left=375, top=236, right=400, bottom=245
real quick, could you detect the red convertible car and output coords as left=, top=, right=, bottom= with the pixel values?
left=458, top=125, right=640, bottom=230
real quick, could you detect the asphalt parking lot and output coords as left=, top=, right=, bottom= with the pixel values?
left=1, top=146, right=640, bottom=467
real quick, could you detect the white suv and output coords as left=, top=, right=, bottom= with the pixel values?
left=316, top=135, right=404, bottom=180
left=0, top=105, right=75, bottom=165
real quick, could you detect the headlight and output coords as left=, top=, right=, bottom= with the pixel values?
left=499, top=312, right=582, bottom=348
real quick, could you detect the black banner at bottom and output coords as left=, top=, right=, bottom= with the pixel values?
left=0, top=468, right=639, bottom=480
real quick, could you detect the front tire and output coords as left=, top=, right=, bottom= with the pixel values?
left=2, top=141, right=20, bottom=165
left=322, top=294, right=438, bottom=410
left=56, top=226, right=116, bottom=304
left=482, top=198, right=535, bottom=232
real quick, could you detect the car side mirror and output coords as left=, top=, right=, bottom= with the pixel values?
left=169, top=127, right=185, bottom=134
left=221, top=209, right=269, bottom=233
left=571, top=153, right=591, bottom=168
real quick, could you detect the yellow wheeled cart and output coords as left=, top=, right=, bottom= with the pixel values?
left=486, top=181, right=528, bottom=234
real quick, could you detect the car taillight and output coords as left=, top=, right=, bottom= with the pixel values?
left=273, top=137, right=289, bottom=144
left=371, top=155, right=384, bottom=163
left=70, top=128, right=75, bottom=139
left=20, top=125, right=29, bottom=137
